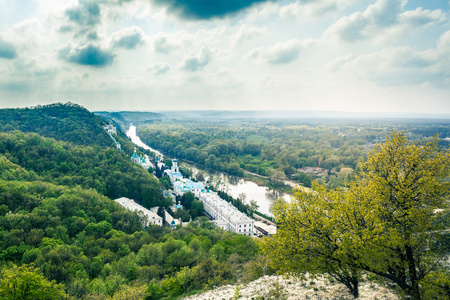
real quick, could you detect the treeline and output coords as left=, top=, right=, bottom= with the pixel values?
left=137, top=120, right=450, bottom=188
left=0, top=132, right=163, bottom=208
left=0, top=178, right=262, bottom=299
left=136, top=121, right=371, bottom=186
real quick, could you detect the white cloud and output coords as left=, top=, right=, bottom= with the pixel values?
left=152, top=31, right=193, bottom=54
left=111, top=26, right=145, bottom=49
left=246, top=39, right=313, bottom=64
left=399, top=7, right=446, bottom=26
left=233, top=24, right=267, bottom=46
left=280, top=0, right=357, bottom=20
left=145, top=62, right=170, bottom=75
left=11, top=18, right=48, bottom=51
left=326, top=30, right=450, bottom=86
left=244, top=1, right=280, bottom=24
left=0, top=53, right=61, bottom=95
left=180, top=47, right=216, bottom=72
left=324, top=0, right=445, bottom=43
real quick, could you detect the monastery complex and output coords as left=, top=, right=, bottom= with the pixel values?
left=164, top=159, right=255, bottom=236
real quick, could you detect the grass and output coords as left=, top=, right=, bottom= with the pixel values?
left=245, top=134, right=270, bottom=143
left=254, top=211, right=275, bottom=223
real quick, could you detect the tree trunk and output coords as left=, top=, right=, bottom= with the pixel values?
left=341, top=274, right=359, bottom=298
left=406, top=245, right=421, bottom=300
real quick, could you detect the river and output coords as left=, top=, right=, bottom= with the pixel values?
left=127, top=125, right=292, bottom=216
left=126, top=125, right=163, bottom=158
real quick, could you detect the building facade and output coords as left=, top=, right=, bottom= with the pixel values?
left=195, top=190, right=254, bottom=236
left=164, top=159, right=254, bottom=236
left=164, top=159, right=183, bottom=184
left=114, top=197, right=162, bottom=227
left=131, top=149, right=153, bottom=170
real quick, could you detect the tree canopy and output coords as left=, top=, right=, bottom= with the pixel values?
left=0, top=131, right=163, bottom=208
left=0, top=265, right=67, bottom=300
left=0, top=102, right=113, bottom=147
left=263, top=131, right=450, bottom=299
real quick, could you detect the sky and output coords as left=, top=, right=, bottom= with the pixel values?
left=0, top=0, right=449, bottom=113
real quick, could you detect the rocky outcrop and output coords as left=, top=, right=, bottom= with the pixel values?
left=183, top=275, right=398, bottom=300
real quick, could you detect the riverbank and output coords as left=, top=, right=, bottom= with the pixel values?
left=181, top=159, right=298, bottom=195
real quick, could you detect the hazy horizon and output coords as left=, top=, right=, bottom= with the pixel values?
left=94, top=108, right=450, bottom=120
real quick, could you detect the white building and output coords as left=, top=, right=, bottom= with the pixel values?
left=164, top=159, right=205, bottom=196
left=103, top=122, right=121, bottom=150
left=131, top=149, right=153, bottom=170
left=114, top=197, right=162, bottom=227
left=195, top=190, right=254, bottom=236
left=163, top=159, right=253, bottom=236
left=173, top=179, right=205, bottom=196
left=149, top=206, right=180, bottom=227
left=164, top=159, right=183, bottom=184
left=103, top=122, right=117, bottom=135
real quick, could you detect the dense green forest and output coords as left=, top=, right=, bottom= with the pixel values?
left=136, top=119, right=450, bottom=188
left=0, top=132, right=163, bottom=208
left=0, top=102, right=142, bottom=156
left=0, top=103, right=115, bottom=147
left=0, top=177, right=260, bottom=299
left=0, top=104, right=263, bottom=299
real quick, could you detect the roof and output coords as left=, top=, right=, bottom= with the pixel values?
left=131, top=151, right=139, bottom=160
left=198, top=191, right=254, bottom=225
left=165, top=170, right=183, bottom=179
left=174, top=179, right=204, bottom=192
left=114, top=197, right=162, bottom=225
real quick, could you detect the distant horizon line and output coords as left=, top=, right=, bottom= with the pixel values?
left=3, top=102, right=449, bottom=119
left=93, top=109, right=450, bottom=119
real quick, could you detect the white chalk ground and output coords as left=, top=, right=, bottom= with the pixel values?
left=183, top=275, right=399, bottom=300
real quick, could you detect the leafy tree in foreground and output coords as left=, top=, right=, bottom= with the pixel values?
left=346, top=131, right=450, bottom=299
left=0, top=264, right=67, bottom=300
left=263, top=183, right=362, bottom=297
left=263, top=131, right=450, bottom=299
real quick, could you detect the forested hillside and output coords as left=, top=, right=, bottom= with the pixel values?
left=0, top=103, right=115, bottom=147
left=0, top=176, right=260, bottom=299
left=0, top=103, right=262, bottom=299
left=0, top=132, right=163, bottom=208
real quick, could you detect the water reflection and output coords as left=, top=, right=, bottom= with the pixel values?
left=186, top=163, right=291, bottom=216
left=266, top=189, right=286, bottom=201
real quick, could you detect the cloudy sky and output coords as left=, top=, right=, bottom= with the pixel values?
left=0, top=0, right=449, bottom=113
